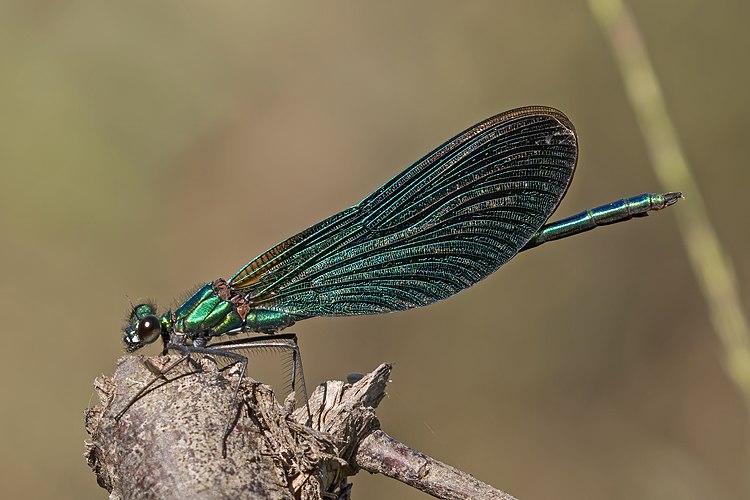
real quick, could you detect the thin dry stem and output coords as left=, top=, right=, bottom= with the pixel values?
left=587, top=0, right=750, bottom=406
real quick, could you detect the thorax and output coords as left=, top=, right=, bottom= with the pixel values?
left=172, top=280, right=244, bottom=339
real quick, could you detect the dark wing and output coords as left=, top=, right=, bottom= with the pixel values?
left=229, top=106, right=577, bottom=317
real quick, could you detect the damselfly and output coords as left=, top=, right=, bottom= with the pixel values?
left=118, top=106, right=680, bottom=452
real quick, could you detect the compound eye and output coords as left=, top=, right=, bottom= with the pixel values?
left=137, top=314, right=162, bottom=344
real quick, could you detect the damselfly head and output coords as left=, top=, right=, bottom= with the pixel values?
left=123, top=303, right=162, bottom=352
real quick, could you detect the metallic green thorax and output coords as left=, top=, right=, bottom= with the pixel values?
left=170, top=280, right=298, bottom=341
left=173, top=283, right=243, bottom=337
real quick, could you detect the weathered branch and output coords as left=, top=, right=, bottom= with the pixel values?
left=85, top=355, right=516, bottom=499
left=355, top=431, right=516, bottom=500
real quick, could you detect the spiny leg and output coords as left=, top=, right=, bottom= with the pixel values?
left=115, top=343, right=200, bottom=420
left=290, top=336, right=309, bottom=413
left=118, top=334, right=309, bottom=456
left=174, top=344, right=248, bottom=457
left=194, top=334, right=309, bottom=456
left=280, top=335, right=310, bottom=421
left=208, top=333, right=309, bottom=405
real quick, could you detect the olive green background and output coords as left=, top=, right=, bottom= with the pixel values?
left=2, top=1, right=748, bottom=498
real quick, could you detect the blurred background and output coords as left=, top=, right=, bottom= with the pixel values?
left=1, top=1, right=748, bottom=498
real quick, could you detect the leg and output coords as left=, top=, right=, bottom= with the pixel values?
left=207, top=333, right=309, bottom=404
left=115, top=343, right=200, bottom=420
left=116, top=335, right=309, bottom=457
left=177, top=344, right=248, bottom=457
left=190, top=334, right=309, bottom=456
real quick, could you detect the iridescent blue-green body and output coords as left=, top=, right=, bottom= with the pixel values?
left=123, top=106, right=680, bottom=352
left=171, top=280, right=298, bottom=338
